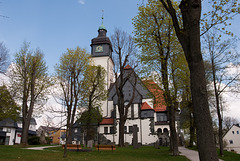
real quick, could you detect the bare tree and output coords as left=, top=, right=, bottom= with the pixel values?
left=111, top=28, right=138, bottom=147
left=203, top=29, right=239, bottom=156
left=0, top=42, right=9, bottom=73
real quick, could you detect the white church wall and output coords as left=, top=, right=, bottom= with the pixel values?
left=91, top=56, right=114, bottom=89
left=100, top=100, right=114, bottom=118
left=140, top=119, right=158, bottom=145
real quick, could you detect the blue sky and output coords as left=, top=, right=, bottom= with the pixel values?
left=1, top=0, right=239, bottom=74
left=0, top=0, right=141, bottom=74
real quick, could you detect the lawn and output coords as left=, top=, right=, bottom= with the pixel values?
left=0, top=145, right=189, bottom=161
left=187, top=146, right=240, bottom=161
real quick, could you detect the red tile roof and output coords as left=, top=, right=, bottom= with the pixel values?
left=99, top=118, right=114, bottom=125
left=124, top=65, right=132, bottom=69
left=143, top=80, right=167, bottom=112
left=141, top=102, right=154, bottom=110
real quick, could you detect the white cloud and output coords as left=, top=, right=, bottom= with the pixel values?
left=78, top=0, right=85, bottom=5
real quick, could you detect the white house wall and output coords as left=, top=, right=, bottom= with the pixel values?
left=223, top=125, right=240, bottom=154
left=3, top=127, right=15, bottom=145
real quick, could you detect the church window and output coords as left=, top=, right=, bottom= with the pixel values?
left=124, top=126, right=127, bottom=133
left=131, top=104, right=134, bottom=119
left=232, top=131, right=235, bottom=134
left=237, top=131, right=239, bottom=134
left=229, top=140, right=233, bottom=144
left=110, top=127, right=114, bottom=134
left=157, top=113, right=167, bottom=121
left=104, top=127, right=108, bottom=134
left=144, top=112, right=148, bottom=118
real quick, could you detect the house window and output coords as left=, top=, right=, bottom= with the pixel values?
left=110, top=127, right=114, bottom=134
left=124, top=126, right=127, bottom=133
left=129, top=126, right=133, bottom=133
left=232, top=131, right=235, bottom=134
left=104, top=127, right=108, bottom=134
left=6, top=128, right=11, bottom=133
left=237, top=131, right=239, bottom=134
left=229, top=140, right=233, bottom=144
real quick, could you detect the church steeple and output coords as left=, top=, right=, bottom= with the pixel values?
left=98, top=10, right=107, bottom=37
left=90, top=11, right=112, bottom=58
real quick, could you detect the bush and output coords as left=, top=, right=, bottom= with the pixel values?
left=45, top=137, right=52, bottom=144
left=28, top=136, right=40, bottom=145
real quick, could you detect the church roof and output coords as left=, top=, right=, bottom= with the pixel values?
left=141, top=102, right=154, bottom=111
left=124, top=65, right=132, bottom=69
left=143, top=80, right=167, bottom=112
left=99, top=118, right=114, bottom=125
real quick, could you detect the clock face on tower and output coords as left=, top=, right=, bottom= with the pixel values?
left=95, top=45, right=103, bottom=53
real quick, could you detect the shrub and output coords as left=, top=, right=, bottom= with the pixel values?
left=28, top=136, right=40, bottom=145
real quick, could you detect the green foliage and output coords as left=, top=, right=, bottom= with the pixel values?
left=28, top=136, right=40, bottom=145
left=79, top=108, right=102, bottom=125
left=201, top=0, right=240, bottom=36
left=82, top=65, right=107, bottom=108
left=0, top=85, right=20, bottom=121
left=9, top=41, right=51, bottom=111
left=45, top=137, right=52, bottom=144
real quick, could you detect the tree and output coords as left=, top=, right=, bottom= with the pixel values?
left=55, top=46, right=90, bottom=157
left=223, top=116, right=239, bottom=131
left=111, top=28, right=137, bottom=147
left=0, top=85, right=20, bottom=121
left=203, top=29, right=239, bottom=156
left=0, top=42, right=9, bottom=73
left=158, top=0, right=239, bottom=159
left=133, top=0, right=189, bottom=155
left=157, top=0, right=219, bottom=160
left=81, top=65, right=107, bottom=144
left=9, top=42, right=50, bottom=146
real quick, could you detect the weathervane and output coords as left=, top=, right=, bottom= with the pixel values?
left=101, top=10, right=104, bottom=25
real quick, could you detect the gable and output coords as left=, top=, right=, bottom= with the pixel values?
left=108, top=68, right=153, bottom=104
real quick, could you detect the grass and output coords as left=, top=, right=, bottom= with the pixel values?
left=0, top=145, right=189, bottom=161
left=187, top=146, right=240, bottom=161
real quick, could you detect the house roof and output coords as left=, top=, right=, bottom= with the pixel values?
left=0, top=118, right=18, bottom=128
left=143, top=80, right=167, bottom=112
left=99, top=118, right=114, bottom=125
left=37, top=126, right=59, bottom=132
left=141, top=102, right=154, bottom=111
left=16, top=128, right=37, bottom=135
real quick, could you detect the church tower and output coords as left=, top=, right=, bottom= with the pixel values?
left=90, top=17, right=114, bottom=89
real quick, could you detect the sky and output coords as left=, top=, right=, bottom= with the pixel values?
left=0, top=0, right=240, bottom=127
left=0, top=0, right=141, bottom=74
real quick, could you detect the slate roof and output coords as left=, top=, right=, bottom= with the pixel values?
left=141, top=102, right=154, bottom=111
left=38, top=126, right=59, bottom=132
left=143, top=80, right=167, bottom=112
left=99, top=118, right=114, bottom=125
left=0, top=118, right=18, bottom=128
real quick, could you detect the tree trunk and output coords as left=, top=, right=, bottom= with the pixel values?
left=170, top=1, right=219, bottom=160
left=189, top=111, right=195, bottom=147
left=169, top=105, right=179, bottom=155
left=118, top=116, right=125, bottom=147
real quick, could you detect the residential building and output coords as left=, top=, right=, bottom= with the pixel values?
left=0, top=118, right=37, bottom=145
left=223, top=124, right=240, bottom=153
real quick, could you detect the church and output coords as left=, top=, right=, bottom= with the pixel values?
left=82, top=22, right=170, bottom=146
